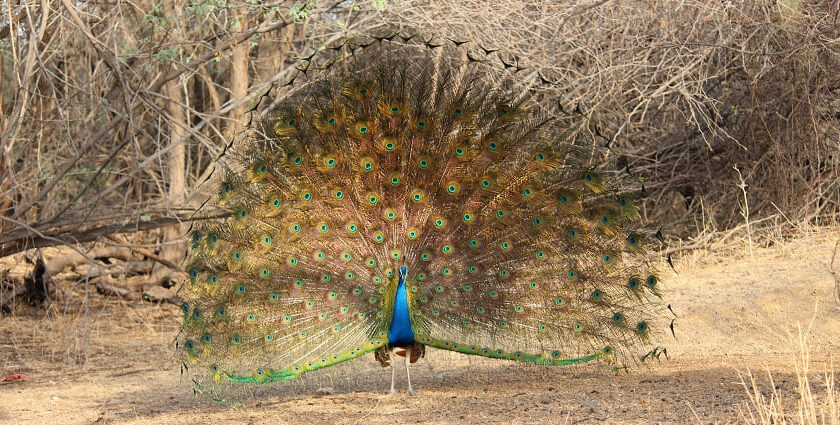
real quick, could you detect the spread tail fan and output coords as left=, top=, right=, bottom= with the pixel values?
left=179, top=30, right=665, bottom=397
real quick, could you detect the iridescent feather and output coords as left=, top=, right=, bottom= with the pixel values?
left=179, top=33, right=665, bottom=396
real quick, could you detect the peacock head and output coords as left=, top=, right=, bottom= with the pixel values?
left=399, top=265, right=408, bottom=283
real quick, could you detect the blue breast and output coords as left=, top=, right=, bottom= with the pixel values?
left=387, top=266, right=414, bottom=346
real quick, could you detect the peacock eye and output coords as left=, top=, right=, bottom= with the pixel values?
left=178, top=45, right=669, bottom=381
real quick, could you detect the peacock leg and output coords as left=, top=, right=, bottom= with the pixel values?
left=404, top=345, right=415, bottom=396
left=387, top=346, right=397, bottom=396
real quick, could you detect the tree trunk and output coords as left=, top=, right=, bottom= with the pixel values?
left=255, top=24, right=296, bottom=84
left=228, top=11, right=250, bottom=137
left=0, top=42, right=5, bottom=126
left=158, top=1, right=188, bottom=283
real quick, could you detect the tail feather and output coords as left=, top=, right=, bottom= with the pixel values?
left=179, top=32, right=665, bottom=396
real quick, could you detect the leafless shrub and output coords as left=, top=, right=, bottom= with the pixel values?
left=0, top=1, right=382, bottom=260
left=0, top=0, right=837, bottom=287
left=0, top=0, right=389, bottom=303
left=379, top=1, right=840, bottom=239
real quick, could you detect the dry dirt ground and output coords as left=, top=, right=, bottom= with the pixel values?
left=1, top=230, right=839, bottom=424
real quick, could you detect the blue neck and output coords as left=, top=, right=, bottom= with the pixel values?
left=387, top=266, right=414, bottom=346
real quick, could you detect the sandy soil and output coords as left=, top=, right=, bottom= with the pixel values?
left=1, top=231, right=839, bottom=424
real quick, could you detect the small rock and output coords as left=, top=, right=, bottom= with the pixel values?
left=315, top=387, right=334, bottom=395
left=583, top=399, right=600, bottom=408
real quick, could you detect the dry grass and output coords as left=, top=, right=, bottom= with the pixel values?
left=0, top=284, right=178, bottom=378
left=739, top=322, right=839, bottom=425
left=2, top=226, right=838, bottom=424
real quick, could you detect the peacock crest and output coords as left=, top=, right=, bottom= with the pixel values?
left=179, top=30, right=666, bottom=396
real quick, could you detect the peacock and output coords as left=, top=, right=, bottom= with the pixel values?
left=178, top=31, right=666, bottom=397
